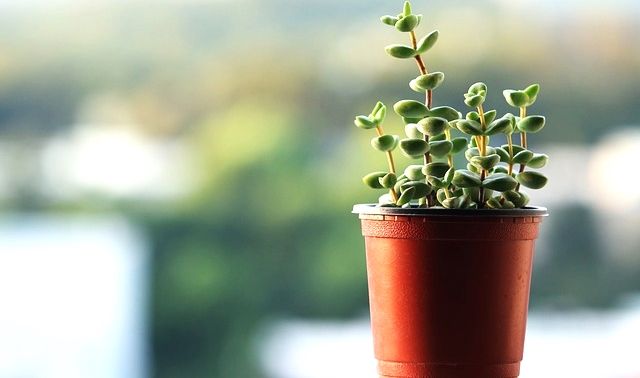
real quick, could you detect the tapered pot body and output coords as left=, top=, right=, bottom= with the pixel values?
left=353, top=205, right=548, bottom=378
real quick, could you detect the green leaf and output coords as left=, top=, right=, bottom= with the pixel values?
left=485, top=117, right=513, bottom=135
left=428, top=176, right=445, bottom=188
left=379, top=172, right=397, bottom=188
left=409, top=79, right=426, bottom=93
left=527, top=153, right=549, bottom=168
left=483, top=110, right=497, bottom=124
left=430, top=133, right=446, bottom=141
left=354, top=115, right=377, bottom=129
left=402, top=117, right=423, bottom=125
left=468, top=82, right=487, bottom=95
left=467, top=163, right=480, bottom=174
left=452, top=169, right=481, bottom=188
left=457, top=119, right=483, bottom=135
left=395, top=14, right=419, bottom=32
left=385, top=44, right=417, bottom=59
left=404, top=164, right=426, bottom=180
left=492, top=166, right=509, bottom=174
left=464, top=94, right=484, bottom=107
left=517, top=115, right=546, bottom=133
left=401, top=181, right=432, bottom=198
left=394, top=177, right=409, bottom=194
left=371, top=134, right=399, bottom=151
left=482, top=173, right=518, bottom=192
left=486, top=197, right=502, bottom=209
left=503, top=90, right=530, bottom=107
left=451, top=137, right=468, bottom=153
left=516, top=171, right=548, bottom=189
left=397, top=186, right=415, bottom=206
left=501, top=144, right=525, bottom=155
left=464, top=147, right=481, bottom=161
left=495, top=147, right=510, bottom=162
left=442, top=196, right=462, bottom=209
left=372, top=102, right=387, bottom=123
left=405, top=123, right=424, bottom=139
left=444, top=167, right=455, bottom=185
left=463, top=187, right=479, bottom=200
left=512, top=150, right=534, bottom=165
left=436, top=188, right=448, bottom=204
left=429, top=140, right=453, bottom=157
left=423, top=162, right=450, bottom=178
left=427, top=106, right=460, bottom=121
left=524, top=84, right=540, bottom=106
left=380, top=15, right=398, bottom=26
left=414, top=72, right=445, bottom=90
left=416, top=30, right=439, bottom=54
left=394, top=100, right=429, bottom=118
left=362, top=172, right=387, bottom=189
left=403, top=1, right=412, bottom=15
left=470, top=154, right=500, bottom=170
left=502, top=190, right=528, bottom=208
left=417, top=116, right=448, bottom=136
left=466, top=111, right=480, bottom=122
left=400, top=138, right=429, bottom=157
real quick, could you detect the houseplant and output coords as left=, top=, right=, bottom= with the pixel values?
left=352, top=2, right=548, bottom=377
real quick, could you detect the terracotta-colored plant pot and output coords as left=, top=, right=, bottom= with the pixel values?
left=353, top=204, right=548, bottom=378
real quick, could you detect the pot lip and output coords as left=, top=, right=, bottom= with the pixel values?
left=353, top=203, right=548, bottom=217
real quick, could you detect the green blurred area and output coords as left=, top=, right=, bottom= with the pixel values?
left=0, top=1, right=639, bottom=376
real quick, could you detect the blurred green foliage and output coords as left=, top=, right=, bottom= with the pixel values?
left=0, top=1, right=639, bottom=377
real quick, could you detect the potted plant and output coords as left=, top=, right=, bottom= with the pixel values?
left=352, top=2, right=549, bottom=377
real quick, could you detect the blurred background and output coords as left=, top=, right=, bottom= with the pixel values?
left=0, top=0, right=639, bottom=377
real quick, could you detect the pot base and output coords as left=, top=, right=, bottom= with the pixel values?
left=378, top=360, right=519, bottom=378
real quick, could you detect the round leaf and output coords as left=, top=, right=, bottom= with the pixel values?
left=371, top=134, right=399, bottom=151
left=503, top=90, right=529, bottom=107
left=483, top=110, right=497, bottom=125
left=372, top=102, right=387, bottom=123
left=397, top=186, right=415, bottom=206
left=464, top=94, right=483, bottom=107
left=442, top=196, right=462, bottom=209
left=417, top=116, right=448, bottom=136
left=468, top=82, right=487, bottom=95
left=524, top=84, right=540, bottom=105
left=495, top=147, right=510, bottom=162
left=452, top=169, right=481, bottom=188
left=395, top=14, right=419, bottom=32
left=379, top=172, right=397, bottom=188
left=405, top=123, right=424, bottom=139
left=380, top=15, right=398, bottom=26
left=400, top=138, right=430, bottom=157
left=403, top=1, right=412, bottom=16
left=423, top=162, right=450, bottom=178
left=502, top=190, right=528, bottom=208
left=482, top=173, right=518, bottom=192
left=527, top=153, right=549, bottom=168
left=512, top=150, right=534, bottom=165
left=457, top=119, right=483, bottom=136
left=385, top=44, right=416, bottom=59
left=414, top=72, right=445, bottom=90
left=401, top=181, right=432, bottom=198
left=470, top=154, right=500, bottom=170
left=404, top=164, right=426, bottom=180
left=429, top=140, right=453, bottom=157
left=362, top=172, right=387, bottom=189
left=409, top=79, right=426, bottom=93
left=516, top=171, right=548, bottom=189
left=416, top=30, right=439, bottom=54
left=394, top=100, right=429, bottom=118
left=354, top=115, right=377, bottom=129
left=427, top=106, right=461, bottom=121
left=451, top=137, right=468, bottom=153
left=485, top=117, right=513, bottom=135
left=517, top=115, right=546, bottom=133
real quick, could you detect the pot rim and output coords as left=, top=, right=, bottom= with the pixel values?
left=353, top=204, right=548, bottom=217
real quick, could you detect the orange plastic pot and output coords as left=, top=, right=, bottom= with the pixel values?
left=353, top=205, right=548, bottom=378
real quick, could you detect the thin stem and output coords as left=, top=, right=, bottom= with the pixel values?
left=515, top=106, right=529, bottom=191
left=409, top=30, right=435, bottom=206
left=507, top=134, right=514, bottom=175
left=477, top=104, right=488, bottom=207
left=376, top=125, right=399, bottom=200
left=445, top=128, right=453, bottom=168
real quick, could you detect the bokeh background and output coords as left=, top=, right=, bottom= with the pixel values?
left=0, top=0, right=639, bottom=377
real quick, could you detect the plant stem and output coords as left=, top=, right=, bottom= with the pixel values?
left=507, top=134, right=514, bottom=175
left=477, top=104, right=487, bottom=207
left=375, top=125, right=399, bottom=201
left=409, top=30, right=434, bottom=207
left=445, top=128, right=453, bottom=168
left=515, top=106, right=528, bottom=191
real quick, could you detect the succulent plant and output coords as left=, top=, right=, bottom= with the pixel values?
left=353, top=1, right=548, bottom=209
